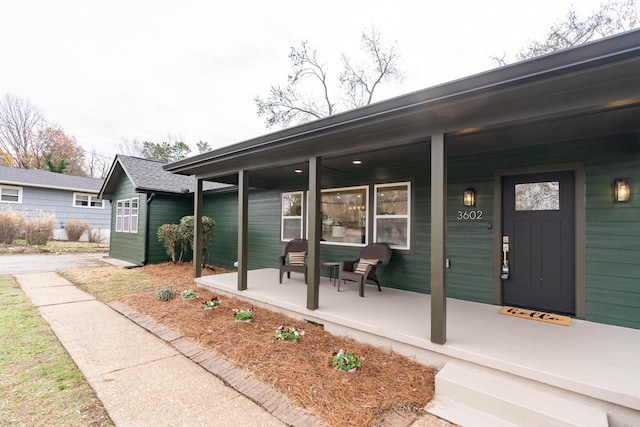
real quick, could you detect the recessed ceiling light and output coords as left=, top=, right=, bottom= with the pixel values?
left=294, top=169, right=303, bottom=173
left=352, top=160, right=362, bottom=165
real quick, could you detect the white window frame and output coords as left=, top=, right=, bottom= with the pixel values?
left=115, top=197, right=139, bottom=234
left=0, top=185, right=22, bottom=203
left=130, top=197, right=139, bottom=233
left=73, top=192, right=104, bottom=209
left=281, top=191, right=304, bottom=241
left=320, top=185, right=369, bottom=247
left=374, top=181, right=411, bottom=250
left=115, top=200, right=123, bottom=232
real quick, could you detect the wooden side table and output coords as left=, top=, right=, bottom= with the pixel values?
left=322, top=262, right=340, bottom=287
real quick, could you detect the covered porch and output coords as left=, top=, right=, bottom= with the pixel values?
left=197, top=268, right=640, bottom=425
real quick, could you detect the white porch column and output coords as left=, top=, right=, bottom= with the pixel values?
left=431, top=134, right=447, bottom=344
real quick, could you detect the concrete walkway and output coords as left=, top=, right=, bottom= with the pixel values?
left=15, top=271, right=294, bottom=427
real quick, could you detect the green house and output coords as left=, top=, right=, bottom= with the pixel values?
left=99, top=155, right=227, bottom=266
left=165, top=30, right=640, bottom=336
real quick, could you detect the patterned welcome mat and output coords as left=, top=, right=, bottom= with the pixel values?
left=499, top=306, right=571, bottom=326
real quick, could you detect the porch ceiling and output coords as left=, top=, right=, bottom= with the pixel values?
left=205, top=103, right=640, bottom=188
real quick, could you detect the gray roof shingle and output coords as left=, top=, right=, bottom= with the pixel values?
left=0, top=165, right=103, bottom=192
left=100, top=155, right=227, bottom=198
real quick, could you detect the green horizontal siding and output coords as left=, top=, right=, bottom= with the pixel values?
left=583, top=134, right=640, bottom=328
left=200, top=131, right=640, bottom=329
left=108, top=176, right=145, bottom=265
left=203, top=161, right=433, bottom=294
left=203, top=192, right=238, bottom=270
left=147, top=194, right=193, bottom=264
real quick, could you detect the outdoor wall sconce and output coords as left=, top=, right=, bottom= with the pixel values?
left=615, top=178, right=631, bottom=202
left=463, top=188, right=476, bottom=207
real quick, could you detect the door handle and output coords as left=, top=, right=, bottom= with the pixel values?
left=501, top=236, right=509, bottom=280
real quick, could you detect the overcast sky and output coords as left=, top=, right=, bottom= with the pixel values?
left=0, top=0, right=606, bottom=162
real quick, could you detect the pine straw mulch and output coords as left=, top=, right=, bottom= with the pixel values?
left=118, top=263, right=438, bottom=427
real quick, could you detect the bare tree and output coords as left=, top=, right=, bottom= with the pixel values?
left=340, top=29, right=404, bottom=109
left=0, top=94, right=45, bottom=168
left=493, top=0, right=638, bottom=65
left=117, top=137, right=144, bottom=157
left=84, top=149, right=112, bottom=179
left=255, top=27, right=404, bottom=129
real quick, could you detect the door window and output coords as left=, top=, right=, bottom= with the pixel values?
left=515, top=181, right=559, bottom=211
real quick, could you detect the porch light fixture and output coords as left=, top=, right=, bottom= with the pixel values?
left=294, top=169, right=303, bottom=174
left=615, top=178, right=631, bottom=202
left=463, top=188, right=475, bottom=207
left=352, top=160, right=362, bottom=165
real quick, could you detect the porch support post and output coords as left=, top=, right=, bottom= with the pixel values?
left=193, top=178, right=203, bottom=278
left=307, top=156, right=321, bottom=310
left=237, top=170, right=248, bottom=291
left=431, top=134, right=447, bottom=344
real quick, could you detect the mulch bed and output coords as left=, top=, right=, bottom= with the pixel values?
left=118, top=263, right=437, bottom=427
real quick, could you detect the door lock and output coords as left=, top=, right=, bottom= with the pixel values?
left=501, top=235, right=510, bottom=280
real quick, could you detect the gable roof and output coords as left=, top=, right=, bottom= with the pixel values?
left=0, top=165, right=103, bottom=193
left=99, top=155, right=227, bottom=199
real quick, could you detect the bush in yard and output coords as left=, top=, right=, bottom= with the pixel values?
left=25, top=214, right=55, bottom=245
left=157, top=223, right=184, bottom=263
left=179, top=215, right=215, bottom=267
left=0, top=209, right=26, bottom=244
left=65, top=220, right=90, bottom=241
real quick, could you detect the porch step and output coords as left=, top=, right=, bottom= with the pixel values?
left=426, top=362, right=609, bottom=427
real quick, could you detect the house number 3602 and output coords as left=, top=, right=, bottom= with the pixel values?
left=457, top=210, right=483, bottom=220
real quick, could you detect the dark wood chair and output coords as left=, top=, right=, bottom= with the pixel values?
left=278, top=238, right=308, bottom=284
left=338, top=242, right=392, bottom=297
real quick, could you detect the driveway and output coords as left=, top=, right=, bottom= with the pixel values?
left=0, top=253, right=112, bottom=275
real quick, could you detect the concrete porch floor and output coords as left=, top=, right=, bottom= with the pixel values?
left=196, top=268, right=640, bottom=424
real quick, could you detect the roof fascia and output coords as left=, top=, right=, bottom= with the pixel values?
left=0, top=180, right=99, bottom=193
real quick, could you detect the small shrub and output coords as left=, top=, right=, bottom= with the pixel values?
left=179, top=215, right=215, bottom=250
left=155, top=288, right=174, bottom=302
left=65, top=220, right=90, bottom=241
left=157, top=223, right=184, bottom=263
left=180, top=215, right=215, bottom=267
left=0, top=209, right=26, bottom=244
left=25, top=214, right=55, bottom=246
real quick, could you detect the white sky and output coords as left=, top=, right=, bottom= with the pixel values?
left=0, top=0, right=606, bottom=162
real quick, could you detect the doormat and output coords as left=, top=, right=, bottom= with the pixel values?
left=499, top=306, right=571, bottom=326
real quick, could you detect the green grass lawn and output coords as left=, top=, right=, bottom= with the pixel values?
left=0, top=275, right=112, bottom=426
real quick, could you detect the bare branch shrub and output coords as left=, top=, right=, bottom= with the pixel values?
left=0, top=209, right=26, bottom=244
left=25, top=213, right=55, bottom=245
left=88, top=228, right=104, bottom=243
left=65, top=220, right=90, bottom=241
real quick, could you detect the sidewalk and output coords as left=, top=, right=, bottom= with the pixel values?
left=14, top=271, right=299, bottom=427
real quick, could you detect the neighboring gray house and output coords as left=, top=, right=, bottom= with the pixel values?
left=0, top=166, right=111, bottom=241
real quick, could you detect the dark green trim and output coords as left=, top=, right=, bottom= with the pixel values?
left=307, top=157, right=321, bottom=309
left=431, top=134, right=447, bottom=344
left=238, top=170, right=248, bottom=291
left=193, top=179, right=203, bottom=278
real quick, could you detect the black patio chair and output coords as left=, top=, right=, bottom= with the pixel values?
left=278, top=238, right=308, bottom=284
left=338, top=242, right=392, bottom=297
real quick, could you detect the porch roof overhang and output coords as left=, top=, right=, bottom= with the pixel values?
left=165, top=30, right=640, bottom=183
